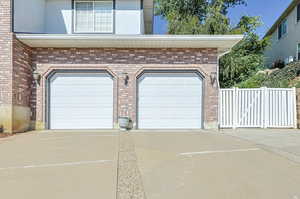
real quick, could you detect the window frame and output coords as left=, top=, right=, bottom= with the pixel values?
left=297, top=43, right=300, bottom=61
left=72, top=0, right=115, bottom=34
left=297, top=4, right=300, bottom=22
left=278, top=19, right=288, bottom=40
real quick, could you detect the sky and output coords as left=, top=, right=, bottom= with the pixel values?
left=154, top=0, right=293, bottom=37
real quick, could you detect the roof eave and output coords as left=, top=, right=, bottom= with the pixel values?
left=264, top=0, right=300, bottom=38
left=15, top=34, right=244, bottom=56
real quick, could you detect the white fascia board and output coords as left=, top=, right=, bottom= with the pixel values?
left=16, top=34, right=243, bottom=55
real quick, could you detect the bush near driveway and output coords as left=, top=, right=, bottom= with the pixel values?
left=236, top=61, right=300, bottom=88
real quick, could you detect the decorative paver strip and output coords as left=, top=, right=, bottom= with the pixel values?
left=117, top=133, right=147, bottom=199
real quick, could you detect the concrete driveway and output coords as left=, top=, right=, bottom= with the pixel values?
left=222, top=129, right=300, bottom=163
left=0, top=131, right=119, bottom=199
left=0, top=130, right=300, bottom=199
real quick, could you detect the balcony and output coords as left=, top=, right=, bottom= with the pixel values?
left=13, top=0, right=153, bottom=35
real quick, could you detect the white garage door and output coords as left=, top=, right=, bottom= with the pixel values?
left=138, top=72, right=203, bottom=129
left=49, top=72, right=113, bottom=129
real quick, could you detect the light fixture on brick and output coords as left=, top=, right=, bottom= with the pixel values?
left=122, top=72, right=129, bottom=86
left=210, top=72, right=218, bottom=87
left=33, top=70, right=41, bottom=86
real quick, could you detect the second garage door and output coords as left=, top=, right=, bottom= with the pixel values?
left=49, top=72, right=113, bottom=129
left=138, top=72, right=203, bottom=129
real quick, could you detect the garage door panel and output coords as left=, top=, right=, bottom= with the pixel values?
left=51, top=86, right=113, bottom=92
left=138, top=98, right=201, bottom=105
left=50, top=98, right=113, bottom=105
left=140, top=84, right=201, bottom=90
left=139, top=111, right=199, bottom=120
left=50, top=109, right=113, bottom=117
left=139, top=92, right=202, bottom=98
left=50, top=92, right=113, bottom=97
left=138, top=73, right=203, bottom=129
left=50, top=120, right=113, bottom=129
left=50, top=73, right=110, bottom=80
left=51, top=105, right=113, bottom=109
left=139, top=73, right=201, bottom=80
left=139, top=119, right=202, bottom=129
left=49, top=72, right=113, bottom=129
left=139, top=105, right=202, bottom=111
left=51, top=118, right=113, bottom=122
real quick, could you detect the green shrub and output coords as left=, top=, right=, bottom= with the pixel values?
left=236, top=73, right=267, bottom=88
left=263, top=61, right=300, bottom=88
left=234, top=61, right=300, bottom=88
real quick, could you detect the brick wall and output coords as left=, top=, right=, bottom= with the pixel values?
left=0, top=0, right=13, bottom=132
left=31, top=47, right=219, bottom=129
left=1, top=1, right=220, bottom=132
left=0, top=0, right=33, bottom=132
left=12, top=37, right=33, bottom=107
left=32, top=48, right=217, bottom=65
left=0, top=0, right=13, bottom=105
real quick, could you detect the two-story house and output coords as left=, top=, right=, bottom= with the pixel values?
left=264, top=0, right=300, bottom=67
left=0, top=0, right=242, bottom=133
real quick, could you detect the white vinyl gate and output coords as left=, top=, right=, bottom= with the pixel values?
left=219, top=87, right=297, bottom=128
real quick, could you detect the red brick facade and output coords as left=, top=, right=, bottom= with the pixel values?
left=12, top=37, right=33, bottom=107
left=0, top=0, right=15, bottom=132
left=0, top=0, right=32, bottom=132
left=0, top=0, right=13, bottom=105
left=0, top=0, right=219, bottom=132
left=2, top=42, right=220, bottom=131
left=30, top=47, right=219, bottom=129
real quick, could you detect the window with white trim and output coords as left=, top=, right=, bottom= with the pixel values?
left=298, top=43, right=300, bottom=60
left=278, top=19, right=287, bottom=40
left=74, top=0, right=113, bottom=33
left=297, top=4, right=300, bottom=22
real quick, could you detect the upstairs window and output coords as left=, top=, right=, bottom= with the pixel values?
left=74, top=0, right=113, bottom=33
left=297, top=4, right=300, bottom=22
left=278, top=19, right=287, bottom=40
left=298, top=43, right=300, bottom=60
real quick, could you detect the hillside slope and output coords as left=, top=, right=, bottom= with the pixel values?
left=237, top=61, right=300, bottom=88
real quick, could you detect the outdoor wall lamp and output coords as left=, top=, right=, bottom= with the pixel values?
left=210, top=72, right=218, bottom=87
left=122, top=72, right=129, bottom=86
left=33, top=70, right=41, bottom=86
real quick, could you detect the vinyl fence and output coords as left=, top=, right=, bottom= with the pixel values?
left=219, top=87, right=297, bottom=129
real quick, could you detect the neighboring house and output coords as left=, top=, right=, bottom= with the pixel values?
left=264, top=0, right=300, bottom=67
left=0, top=0, right=242, bottom=133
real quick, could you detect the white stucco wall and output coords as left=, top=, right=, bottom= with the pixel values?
left=264, top=7, right=300, bottom=67
left=14, top=0, right=144, bottom=34
left=115, top=0, right=143, bottom=34
left=14, top=0, right=46, bottom=33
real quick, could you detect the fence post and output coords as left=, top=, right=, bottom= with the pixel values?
left=232, top=87, right=237, bottom=129
left=293, top=87, right=297, bottom=129
left=262, top=87, right=268, bottom=128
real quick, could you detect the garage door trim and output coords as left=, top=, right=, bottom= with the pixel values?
left=45, top=69, right=116, bottom=129
left=136, top=70, right=205, bottom=129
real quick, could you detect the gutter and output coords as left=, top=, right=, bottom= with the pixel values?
left=15, top=34, right=243, bottom=56
left=16, top=34, right=244, bottom=41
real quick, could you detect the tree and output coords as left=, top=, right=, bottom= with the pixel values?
left=166, top=1, right=231, bottom=34
left=155, top=0, right=246, bottom=20
left=220, top=33, right=269, bottom=87
left=155, top=0, right=269, bottom=88
left=220, top=16, right=269, bottom=87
